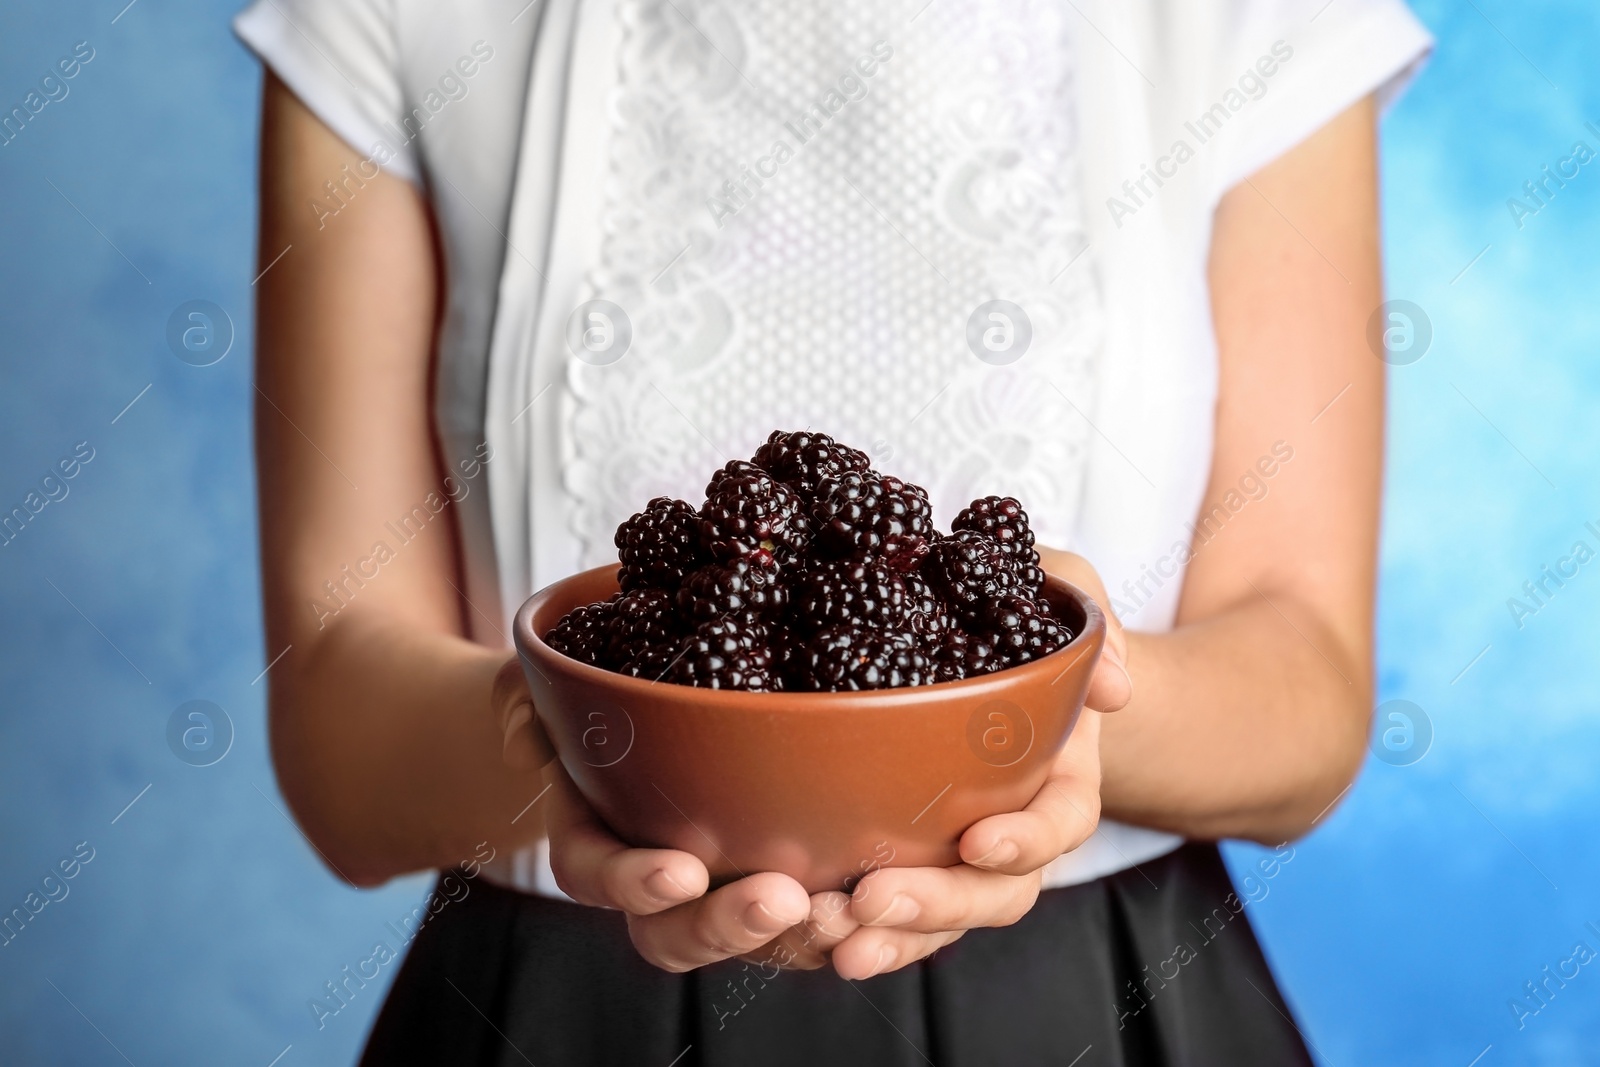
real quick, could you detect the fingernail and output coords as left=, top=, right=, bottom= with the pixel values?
left=644, top=868, right=693, bottom=904
left=1109, top=658, right=1133, bottom=708
left=502, top=704, right=531, bottom=752
left=973, top=839, right=1018, bottom=868
left=501, top=704, right=537, bottom=767
left=742, top=901, right=790, bottom=936
left=1106, top=640, right=1127, bottom=669
left=866, top=944, right=897, bottom=978
left=871, top=894, right=919, bottom=926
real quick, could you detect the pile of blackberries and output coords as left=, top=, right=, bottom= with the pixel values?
left=545, top=430, right=1073, bottom=691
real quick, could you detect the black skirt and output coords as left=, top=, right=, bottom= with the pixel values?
left=361, top=842, right=1312, bottom=1067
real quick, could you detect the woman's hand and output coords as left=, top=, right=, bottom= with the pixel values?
left=495, top=547, right=1128, bottom=977
left=827, top=547, right=1131, bottom=978
left=1036, top=546, right=1131, bottom=712
left=495, top=658, right=859, bottom=972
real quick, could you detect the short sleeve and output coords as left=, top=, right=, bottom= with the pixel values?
left=1196, top=0, right=1433, bottom=203
left=234, top=0, right=421, bottom=185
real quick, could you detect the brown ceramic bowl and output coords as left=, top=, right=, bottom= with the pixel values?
left=513, top=565, right=1106, bottom=893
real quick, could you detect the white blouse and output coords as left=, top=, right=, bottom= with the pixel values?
left=237, top=0, right=1431, bottom=894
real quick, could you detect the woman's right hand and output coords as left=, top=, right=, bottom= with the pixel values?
left=495, top=657, right=857, bottom=972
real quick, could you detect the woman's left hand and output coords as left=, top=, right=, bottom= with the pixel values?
left=828, top=547, right=1132, bottom=979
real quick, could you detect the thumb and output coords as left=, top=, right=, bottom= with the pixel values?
left=494, top=655, right=557, bottom=769
left=1086, top=642, right=1133, bottom=712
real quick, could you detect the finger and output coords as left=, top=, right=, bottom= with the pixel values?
left=495, top=655, right=556, bottom=769
left=1092, top=602, right=1128, bottom=666
left=501, top=700, right=557, bottom=769
left=959, top=714, right=1102, bottom=875
left=830, top=926, right=966, bottom=980
left=627, top=872, right=812, bottom=973
left=849, top=865, right=1040, bottom=935
left=959, top=776, right=1101, bottom=875
left=1036, top=547, right=1126, bottom=662
left=741, top=890, right=857, bottom=971
left=786, top=890, right=860, bottom=969
left=1102, top=606, right=1128, bottom=663
left=543, top=765, right=708, bottom=914
left=1035, top=548, right=1130, bottom=699
left=1086, top=644, right=1132, bottom=712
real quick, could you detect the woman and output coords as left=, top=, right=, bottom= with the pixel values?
left=238, top=0, right=1429, bottom=1062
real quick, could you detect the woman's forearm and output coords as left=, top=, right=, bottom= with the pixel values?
left=1100, top=97, right=1384, bottom=847
left=253, top=74, right=545, bottom=887
left=270, top=615, right=537, bottom=886
left=1099, top=595, right=1370, bottom=845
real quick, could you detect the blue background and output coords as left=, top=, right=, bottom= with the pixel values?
left=1, top=1, right=1596, bottom=1064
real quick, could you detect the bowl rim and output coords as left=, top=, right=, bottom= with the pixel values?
left=514, top=565, right=1106, bottom=710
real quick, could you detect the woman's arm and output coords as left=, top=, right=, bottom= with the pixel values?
left=833, top=97, right=1386, bottom=976
left=254, top=73, right=541, bottom=884
left=255, top=78, right=841, bottom=972
left=1095, top=95, right=1384, bottom=844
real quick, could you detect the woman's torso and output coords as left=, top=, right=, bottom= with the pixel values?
left=243, top=0, right=1437, bottom=892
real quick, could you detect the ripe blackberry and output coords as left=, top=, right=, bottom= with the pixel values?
left=751, top=429, right=871, bottom=499
left=788, top=555, right=911, bottom=635
left=616, top=497, right=705, bottom=591
left=928, top=629, right=1001, bottom=683
left=902, top=573, right=954, bottom=639
left=981, top=595, right=1072, bottom=665
left=606, top=588, right=684, bottom=679
left=545, top=595, right=621, bottom=668
left=670, top=617, right=778, bottom=691
left=769, top=621, right=807, bottom=688
left=954, top=495, right=1043, bottom=595
left=953, top=496, right=1036, bottom=561
left=1014, top=559, right=1046, bottom=598
left=699, top=461, right=810, bottom=562
left=811, top=472, right=934, bottom=558
left=923, top=530, right=1019, bottom=622
left=580, top=434, right=1061, bottom=691
left=790, top=625, right=933, bottom=691
left=880, top=532, right=931, bottom=574
left=675, top=553, right=787, bottom=625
